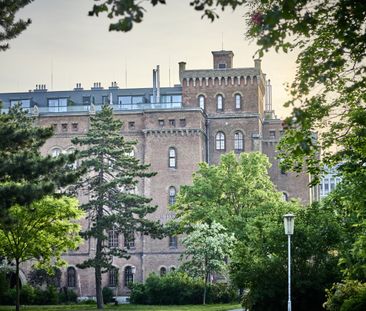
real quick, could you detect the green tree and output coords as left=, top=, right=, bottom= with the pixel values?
left=180, top=221, right=236, bottom=305
left=231, top=203, right=343, bottom=311
left=0, top=196, right=83, bottom=311
left=72, top=104, right=163, bottom=309
left=0, top=105, right=79, bottom=223
left=171, top=152, right=283, bottom=239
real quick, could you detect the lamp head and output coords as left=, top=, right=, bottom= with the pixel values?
left=283, top=213, right=295, bottom=235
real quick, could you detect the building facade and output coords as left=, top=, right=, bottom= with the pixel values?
left=0, top=50, right=312, bottom=297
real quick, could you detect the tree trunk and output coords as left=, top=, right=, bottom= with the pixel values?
left=95, top=235, right=104, bottom=309
left=15, top=258, right=20, bottom=311
left=203, top=271, right=208, bottom=305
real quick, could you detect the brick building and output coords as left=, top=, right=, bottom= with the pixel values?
left=0, top=50, right=313, bottom=297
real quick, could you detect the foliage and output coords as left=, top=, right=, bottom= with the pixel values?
left=180, top=222, right=236, bottom=304
left=231, top=203, right=343, bottom=311
left=324, top=280, right=366, bottom=311
left=0, top=196, right=83, bottom=311
left=102, top=287, right=114, bottom=304
left=0, top=303, right=241, bottom=310
left=0, top=0, right=34, bottom=51
left=129, top=272, right=237, bottom=305
left=0, top=105, right=79, bottom=224
left=171, top=152, right=282, bottom=240
left=58, top=287, right=78, bottom=304
left=72, top=104, right=163, bottom=308
left=28, top=268, right=61, bottom=288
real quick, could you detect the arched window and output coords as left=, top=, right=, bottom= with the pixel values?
left=109, top=267, right=118, bottom=287
left=198, top=95, right=205, bottom=110
left=67, top=267, right=76, bottom=288
left=282, top=192, right=289, bottom=201
left=216, top=94, right=224, bottom=111
left=168, top=186, right=176, bottom=206
left=51, top=147, right=61, bottom=157
left=160, top=267, right=167, bottom=277
left=168, top=147, right=176, bottom=168
left=124, top=266, right=134, bottom=286
left=234, top=131, right=244, bottom=151
left=108, top=228, right=119, bottom=248
left=235, top=94, right=241, bottom=109
left=170, top=266, right=176, bottom=272
left=215, top=132, right=225, bottom=150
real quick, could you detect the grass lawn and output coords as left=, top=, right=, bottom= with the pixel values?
left=0, top=303, right=241, bottom=311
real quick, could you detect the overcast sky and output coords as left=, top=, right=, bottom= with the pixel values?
left=0, top=0, right=299, bottom=118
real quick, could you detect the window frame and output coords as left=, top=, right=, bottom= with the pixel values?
left=198, top=95, right=205, bottom=110
left=67, top=267, right=76, bottom=288
left=235, top=94, right=242, bottom=110
left=215, top=132, right=226, bottom=150
left=168, top=147, right=177, bottom=168
left=216, top=94, right=224, bottom=111
left=234, top=131, right=244, bottom=151
left=124, top=266, right=134, bottom=287
left=169, top=235, right=178, bottom=248
left=108, top=267, right=118, bottom=287
left=168, top=186, right=176, bottom=206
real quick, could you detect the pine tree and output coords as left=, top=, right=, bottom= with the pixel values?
left=72, top=104, right=163, bottom=309
left=0, top=105, right=78, bottom=224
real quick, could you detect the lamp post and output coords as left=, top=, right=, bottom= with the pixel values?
left=283, top=213, right=295, bottom=311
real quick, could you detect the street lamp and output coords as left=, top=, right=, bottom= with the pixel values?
left=283, top=213, right=295, bottom=311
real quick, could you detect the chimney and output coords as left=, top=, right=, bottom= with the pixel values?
left=34, top=84, right=47, bottom=92
left=74, top=83, right=83, bottom=91
left=254, top=59, right=261, bottom=71
left=109, top=81, right=118, bottom=89
left=178, top=61, right=186, bottom=83
left=152, top=69, right=157, bottom=104
left=91, top=82, right=103, bottom=90
left=156, top=65, right=160, bottom=104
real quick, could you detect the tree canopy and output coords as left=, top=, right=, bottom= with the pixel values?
left=72, top=104, right=163, bottom=309
left=180, top=221, right=236, bottom=304
left=0, top=105, right=79, bottom=224
left=0, top=196, right=83, bottom=311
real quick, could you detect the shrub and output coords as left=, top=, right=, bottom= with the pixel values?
left=102, top=287, right=114, bottom=304
left=58, top=287, right=78, bottom=304
left=20, top=285, right=35, bottom=305
left=324, top=281, right=366, bottom=311
left=129, top=283, right=147, bottom=304
left=129, top=272, right=236, bottom=305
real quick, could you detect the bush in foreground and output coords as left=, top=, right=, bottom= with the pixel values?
left=130, top=272, right=237, bottom=305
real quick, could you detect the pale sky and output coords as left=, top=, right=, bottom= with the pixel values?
left=0, top=0, right=298, bottom=118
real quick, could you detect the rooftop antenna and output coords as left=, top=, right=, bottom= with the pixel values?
left=51, top=60, right=54, bottom=91
left=125, top=59, right=128, bottom=88
left=169, top=57, right=171, bottom=87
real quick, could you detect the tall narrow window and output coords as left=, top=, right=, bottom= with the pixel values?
left=109, top=267, right=118, bottom=287
left=168, top=147, right=176, bottom=168
left=51, top=147, right=62, bottom=157
left=282, top=192, right=289, bottom=201
left=234, top=131, right=244, bottom=151
left=217, top=94, right=223, bottom=111
left=215, top=132, right=225, bottom=150
left=235, top=94, right=241, bottom=109
left=124, top=266, right=134, bottom=286
left=108, top=229, right=119, bottom=248
left=67, top=267, right=76, bottom=288
left=124, top=232, right=135, bottom=249
left=198, top=95, right=205, bottom=110
left=160, top=267, right=167, bottom=277
left=168, top=186, right=176, bottom=206
left=169, top=236, right=178, bottom=248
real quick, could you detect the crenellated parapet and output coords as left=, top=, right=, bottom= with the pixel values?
left=181, top=68, right=264, bottom=88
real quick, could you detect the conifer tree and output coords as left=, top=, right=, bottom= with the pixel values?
left=0, top=105, right=78, bottom=224
left=72, top=104, right=163, bottom=309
